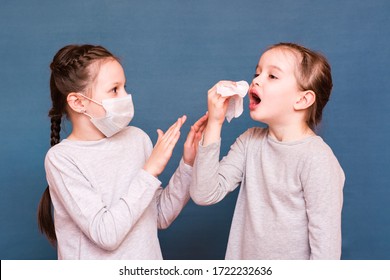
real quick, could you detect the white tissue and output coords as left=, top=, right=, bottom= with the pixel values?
left=216, top=81, right=249, bottom=122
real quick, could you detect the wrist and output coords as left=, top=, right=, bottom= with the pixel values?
left=143, top=164, right=159, bottom=178
left=203, top=122, right=222, bottom=146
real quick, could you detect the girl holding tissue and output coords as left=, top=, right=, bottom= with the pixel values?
left=191, top=42, right=345, bottom=259
left=37, top=44, right=207, bottom=259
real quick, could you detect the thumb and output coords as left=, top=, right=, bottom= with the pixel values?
left=156, top=129, right=164, bottom=142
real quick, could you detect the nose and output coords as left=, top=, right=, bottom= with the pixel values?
left=252, top=75, right=261, bottom=87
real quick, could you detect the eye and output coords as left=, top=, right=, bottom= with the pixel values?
left=269, top=74, right=278, bottom=79
left=253, top=73, right=260, bottom=78
left=111, top=87, right=118, bottom=93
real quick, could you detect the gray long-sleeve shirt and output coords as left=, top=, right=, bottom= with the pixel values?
left=191, top=127, right=345, bottom=259
left=45, top=126, right=192, bottom=259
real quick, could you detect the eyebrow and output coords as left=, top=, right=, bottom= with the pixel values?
left=255, top=64, right=284, bottom=73
left=107, top=81, right=124, bottom=87
left=269, top=65, right=283, bottom=72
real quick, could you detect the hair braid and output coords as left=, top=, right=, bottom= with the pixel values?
left=50, top=115, right=61, bottom=146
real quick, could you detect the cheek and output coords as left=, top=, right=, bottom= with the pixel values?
left=89, top=103, right=106, bottom=118
left=267, top=85, right=295, bottom=104
left=261, top=94, right=294, bottom=115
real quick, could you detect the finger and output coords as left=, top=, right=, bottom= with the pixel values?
left=185, top=125, right=196, bottom=144
left=218, top=94, right=231, bottom=101
left=156, top=129, right=164, bottom=144
left=222, top=95, right=232, bottom=105
left=209, top=89, right=222, bottom=100
left=193, top=121, right=207, bottom=136
left=208, top=83, right=218, bottom=95
left=194, top=134, right=202, bottom=149
left=180, top=115, right=187, bottom=126
left=192, top=119, right=202, bottom=132
left=194, top=131, right=203, bottom=151
left=193, top=114, right=208, bottom=130
left=173, top=115, right=187, bottom=130
left=173, top=116, right=185, bottom=135
left=167, top=130, right=181, bottom=150
left=194, top=118, right=206, bottom=138
left=198, top=121, right=207, bottom=134
left=209, top=81, right=236, bottom=98
left=162, top=117, right=182, bottom=141
left=212, top=91, right=230, bottom=102
left=200, top=113, right=209, bottom=123
left=196, top=130, right=203, bottom=140
left=173, top=116, right=185, bottom=134
left=162, top=117, right=184, bottom=145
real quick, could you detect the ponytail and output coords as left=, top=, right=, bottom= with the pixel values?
left=37, top=113, right=62, bottom=245
left=37, top=187, right=56, bottom=245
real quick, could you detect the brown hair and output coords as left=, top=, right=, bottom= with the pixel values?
left=268, top=42, right=333, bottom=130
left=37, top=44, right=117, bottom=245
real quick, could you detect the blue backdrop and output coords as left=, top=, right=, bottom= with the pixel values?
left=0, top=0, right=389, bottom=260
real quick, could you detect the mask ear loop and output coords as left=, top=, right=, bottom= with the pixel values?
left=77, top=93, right=103, bottom=119
left=80, top=109, right=92, bottom=119
left=78, top=93, right=103, bottom=106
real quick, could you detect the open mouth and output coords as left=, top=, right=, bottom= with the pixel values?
left=249, top=90, right=261, bottom=111
left=251, top=92, right=261, bottom=104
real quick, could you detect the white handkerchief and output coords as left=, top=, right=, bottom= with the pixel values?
left=216, top=81, right=249, bottom=122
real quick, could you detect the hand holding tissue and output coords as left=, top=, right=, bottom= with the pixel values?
left=216, top=81, right=249, bottom=122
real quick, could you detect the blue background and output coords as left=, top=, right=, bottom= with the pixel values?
left=0, top=0, right=389, bottom=260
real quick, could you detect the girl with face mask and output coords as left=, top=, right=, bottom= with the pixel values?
left=37, top=44, right=207, bottom=259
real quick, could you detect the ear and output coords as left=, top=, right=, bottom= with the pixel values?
left=67, top=92, right=87, bottom=113
left=294, top=90, right=316, bottom=110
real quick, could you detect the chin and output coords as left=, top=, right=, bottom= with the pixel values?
left=249, top=111, right=263, bottom=123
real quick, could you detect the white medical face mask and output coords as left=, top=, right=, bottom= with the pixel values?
left=81, top=94, right=134, bottom=137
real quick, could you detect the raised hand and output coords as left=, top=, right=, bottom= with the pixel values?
left=203, top=81, right=236, bottom=146
left=207, top=81, right=236, bottom=125
left=183, top=113, right=208, bottom=166
left=144, top=116, right=187, bottom=177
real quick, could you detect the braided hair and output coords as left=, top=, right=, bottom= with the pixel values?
left=37, top=45, right=117, bottom=245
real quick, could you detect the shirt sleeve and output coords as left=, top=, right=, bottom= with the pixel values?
left=155, top=159, right=192, bottom=229
left=190, top=129, right=249, bottom=205
left=301, top=146, right=345, bottom=259
left=45, top=150, right=161, bottom=251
